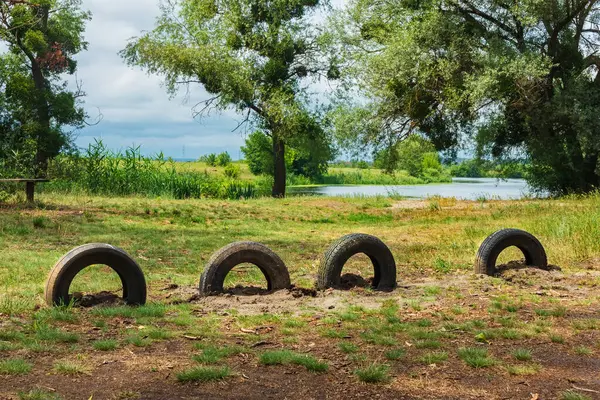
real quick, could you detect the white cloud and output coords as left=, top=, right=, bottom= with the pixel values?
left=4, top=0, right=349, bottom=159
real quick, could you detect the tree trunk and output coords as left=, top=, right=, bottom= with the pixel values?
left=31, top=60, right=51, bottom=178
left=272, top=134, right=286, bottom=198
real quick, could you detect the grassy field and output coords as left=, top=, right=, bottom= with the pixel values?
left=1, top=193, right=600, bottom=399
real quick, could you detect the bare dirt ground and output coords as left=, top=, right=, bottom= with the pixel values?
left=2, top=264, right=600, bottom=400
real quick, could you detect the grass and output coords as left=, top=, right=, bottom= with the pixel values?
left=18, top=390, right=63, bottom=400
left=93, top=339, right=119, bottom=351
left=176, top=366, right=231, bottom=382
left=505, top=364, right=541, bottom=376
left=338, top=342, right=359, bottom=354
left=560, top=391, right=592, bottom=400
left=354, top=364, right=390, bottom=383
left=512, top=348, right=532, bottom=361
left=418, top=351, right=448, bottom=364
left=457, top=347, right=496, bottom=368
left=0, top=358, right=32, bottom=375
left=259, top=350, right=328, bottom=372
left=3, top=192, right=600, bottom=396
left=384, top=348, right=406, bottom=360
left=192, top=345, right=246, bottom=364
left=53, top=360, right=89, bottom=375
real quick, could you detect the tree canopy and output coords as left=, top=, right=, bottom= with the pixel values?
left=0, top=0, right=90, bottom=176
left=121, top=0, right=336, bottom=197
left=334, top=0, right=600, bottom=195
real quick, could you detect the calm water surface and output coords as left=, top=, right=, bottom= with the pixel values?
left=288, top=178, right=537, bottom=200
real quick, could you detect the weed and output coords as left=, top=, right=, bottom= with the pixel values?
left=575, top=346, right=593, bottom=356
left=458, top=347, right=496, bottom=368
left=192, top=345, right=245, bottom=364
left=93, top=339, right=118, bottom=351
left=506, top=364, right=541, bottom=376
left=18, top=390, right=63, bottom=400
left=338, top=342, right=359, bottom=354
left=53, top=360, right=89, bottom=375
left=384, top=348, right=406, bottom=360
left=354, top=364, right=390, bottom=383
left=176, top=366, right=231, bottom=382
left=560, top=390, right=592, bottom=400
left=0, top=358, right=32, bottom=375
left=419, top=351, right=448, bottom=364
left=512, top=348, right=532, bottom=361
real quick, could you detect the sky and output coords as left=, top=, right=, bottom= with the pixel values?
left=65, top=0, right=346, bottom=160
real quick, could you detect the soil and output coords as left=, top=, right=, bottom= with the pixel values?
left=3, top=266, right=600, bottom=399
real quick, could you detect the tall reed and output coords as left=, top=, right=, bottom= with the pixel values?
left=45, top=140, right=260, bottom=200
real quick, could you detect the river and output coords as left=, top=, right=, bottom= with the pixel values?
left=288, top=178, right=537, bottom=200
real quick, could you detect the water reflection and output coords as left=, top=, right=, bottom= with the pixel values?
left=288, top=178, right=538, bottom=200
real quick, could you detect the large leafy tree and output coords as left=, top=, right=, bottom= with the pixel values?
left=0, top=0, right=90, bottom=177
left=121, top=0, right=336, bottom=197
left=335, top=0, right=600, bottom=195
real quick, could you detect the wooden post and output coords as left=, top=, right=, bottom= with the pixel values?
left=26, top=181, right=35, bottom=203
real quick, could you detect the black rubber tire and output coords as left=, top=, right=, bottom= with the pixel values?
left=317, top=233, right=397, bottom=291
left=199, top=242, right=291, bottom=295
left=45, top=243, right=147, bottom=306
left=474, top=228, right=547, bottom=276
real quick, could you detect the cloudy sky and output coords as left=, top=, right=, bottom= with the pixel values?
left=69, top=0, right=345, bottom=160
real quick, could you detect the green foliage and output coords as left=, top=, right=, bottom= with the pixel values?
left=448, top=159, right=528, bottom=179
left=354, top=364, right=390, bottom=383
left=46, top=140, right=259, bottom=200
left=121, top=0, right=335, bottom=197
left=224, top=164, right=241, bottom=179
left=259, top=350, right=328, bottom=372
left=200, top=153, right=218, bottom=167
left=335, top=0, right=600, bottom=195
left=0, top=0, right=91, bottom=175
left=0, top=358, right=32, bottom=375
left=216, top=152, right=232, bottom=167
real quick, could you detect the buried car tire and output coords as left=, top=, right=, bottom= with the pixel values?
left=317, top=233, right=397, bottom=291
left=199, top=241, right=291, bottom=295
left=45, top=243, right=147, bottom=306
left=474, top=228, right=547, bottom=276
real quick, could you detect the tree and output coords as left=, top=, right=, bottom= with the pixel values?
left=373, top=135, right=440, bottom=177
left=242, top=122, right=335, bottom=180
left=121, top=0, right=336, bottom=197
left=335, top=0, right=600, bottom=195
left=0, top=0, right=91, bottom=176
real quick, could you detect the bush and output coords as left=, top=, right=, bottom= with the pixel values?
left=216, top=152, right=232, bottom=166
left=224, top=164, right=241, bottom=179
left=200, top=153, right=218, bottom=167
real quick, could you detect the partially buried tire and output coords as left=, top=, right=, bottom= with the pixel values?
left=317, top=233, right=397, bottom=291
left=45, top=243, right=147, bottom=306
left=474, top=228, right=547, bottom=276
left=199, top=242, right=291, bottom=295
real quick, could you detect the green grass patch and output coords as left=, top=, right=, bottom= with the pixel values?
left=18, top=389, right=63, bottom=400
left=418, top=351, right=448, bottom=364
left=53, top=360, right=89, bottom=375
left=384, top=348, right=406, bottom=360
left=193, top=345, right=246, bottom=364
left=259, top=350, right=328, bottom=372
left=512, top=348, right=532, bottom=361
left=354, top=364, right=390, bottom=383
left=0, top=358, right=32, bottom=375
left=505, top=364, right=541, bottom=376
left=93, top=339, right=118, bottom=351
left=560, top=390, right=592, bottom=400
left=35, top=326, right=79, bottom=343
left=457, top=347, right=496, bottom=368
left=575, top=346, right=593, bottom=356
left=338, top=342, right=359, bottom=354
